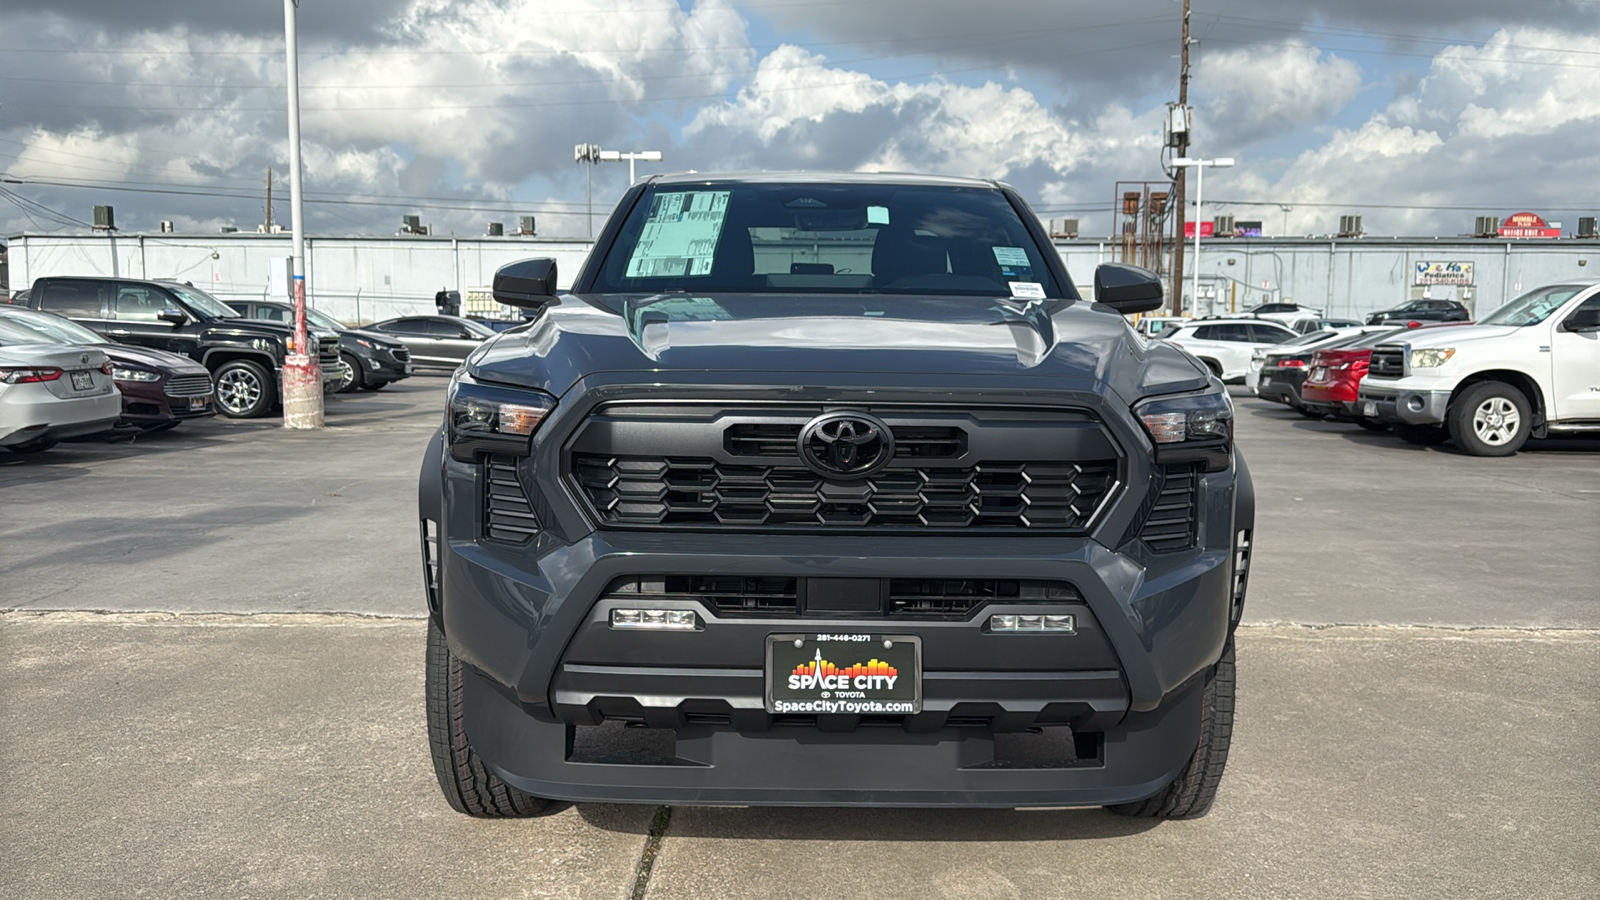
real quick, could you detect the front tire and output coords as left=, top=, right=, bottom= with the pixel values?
left=336, top=352, right=364, bottom=393
left=213, top=360, right=274, bottom=418
left=1107, top=637, right=1236, bottom=820
left=426, top=620, right=557, bottom=818
left=1448, top=382, right=1531, bottom=457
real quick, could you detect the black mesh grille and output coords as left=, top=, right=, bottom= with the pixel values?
left=391, top=347, right=411, bottom=362
left=606, top=575, right=799, bottom=616
left=572, top=455, right=1116, bottom=531
left=163, top=375, right=213, bottom=397
left=1368, top=347, right=1405, bottom=378
left=889, top=579, right=1081, bottom=617
left=723, top=423, right=965, bottom=459
left=1139, top=464, right=1199, bottom=552
left=484, top=455, right=540, bottom=542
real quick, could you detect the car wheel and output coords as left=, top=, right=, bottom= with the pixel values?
left=213, top=359, right=274, bottom=418
left=426, top=619, right=558, bottom=818
left=1393, top=423, right=1449, bottom=446
left=1107, top=636, right=1236, bottom=820
left=5, top=439, right=58, bottom=454
left=1448, top=382, right=1531, bottom=457
left=336, top=352, right=364, bottom=393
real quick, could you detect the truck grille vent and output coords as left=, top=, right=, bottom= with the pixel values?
left=889, top=579, right=1082, bottom=617
left=1368, top=347, right=1405, bottom=378
left=484, top=455, right=540, bottom=542
left=606, top=576, right=800, bottom=616
left=723, top=423, right=965, bottom=459
left=572, top=455, right=1115, bottom=532
left=1139, top=464, right=1199, bottom=552
left=600, top=577, right=1082, bottom=618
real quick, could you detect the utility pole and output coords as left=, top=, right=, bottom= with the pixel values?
left=281, top=0, right=323, bottom=428
left=1168, top=0, right=1191, bottom=316
left=265, top=168, right=274, bottom=232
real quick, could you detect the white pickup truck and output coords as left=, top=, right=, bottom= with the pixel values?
left=1358, top=282, right=1600, bottom=456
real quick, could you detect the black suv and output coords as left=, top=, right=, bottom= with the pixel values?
left=226, top=300, right=413, bottom=393
left=26, top=277, right=341, bottom=417
left=1365, top=299, right=1470, bottom=324
left=419, top=173, right=1255, bottom=819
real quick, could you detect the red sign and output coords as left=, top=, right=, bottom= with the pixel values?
left=1498, top=212, right=1560, bottom=239
left=1183, top=221, right=1215, bottom=238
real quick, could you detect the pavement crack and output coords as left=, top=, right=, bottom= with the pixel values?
left=627, top=805, right=672, bottom=900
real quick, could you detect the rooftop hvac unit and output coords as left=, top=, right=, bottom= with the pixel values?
left=518, top=215, right=537, bottom=236
left=487, top=222, right=504, bottom=236
left=159, top=220, right=174, bottom=233
left=1049, top=218, right=1080, bottom=239
left=92, top=205, right=116, bottom=231
left=1337, top=215, right=1364, bottom=238
left=1577, top=217, right=1598, bottom=239
left=1474, top=216, right=1500, bottom=238
left=402, top=214, right=422, bottom=234
left=1213, top=215, right=1236, bottom=237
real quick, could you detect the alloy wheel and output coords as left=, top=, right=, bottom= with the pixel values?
left=217, top=368, right=263, bottom=416
left=337, top=357, right=356, bottom=391
left=1471, top=397, right=1520, bottom=446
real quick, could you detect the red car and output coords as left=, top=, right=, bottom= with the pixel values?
left=1301, top=323, right=1467, bottom=422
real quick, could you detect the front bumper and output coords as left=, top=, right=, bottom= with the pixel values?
left=117, top=376, right=215, bottom=424
left=1358, top=381, right=1451, bottom=425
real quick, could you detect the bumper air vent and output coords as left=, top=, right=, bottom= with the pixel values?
left=391, top=347, right=411, bottom=362
left=484, top=455, right=540, bottom=542
left=604, top=575, right=800, bottom=616
left=1138, top=464, right=1199, bottom=552
left=889, top=579, right=1082, bottom=618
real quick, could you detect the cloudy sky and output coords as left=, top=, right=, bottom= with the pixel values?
left=1, top=0, right=1597, bottom=240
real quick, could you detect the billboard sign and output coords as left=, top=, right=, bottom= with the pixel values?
left=1183, top=221, right=1215, bottom=238
left=1415, top=261, right=1475, bottom=286
left=1234, top=220, right=1264, bottom=238
left=1498, top=212, right=1561, bottom=239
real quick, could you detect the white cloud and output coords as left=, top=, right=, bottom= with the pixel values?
left=1195, top=42, right=1363, bottom=144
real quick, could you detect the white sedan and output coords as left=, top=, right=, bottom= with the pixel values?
left=0, top=325, right=121, bottom=454
left=1159, top=318, right=1299, bottom=382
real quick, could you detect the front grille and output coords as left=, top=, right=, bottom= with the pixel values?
left=723, top=423, right=965, bottom=459
left=572, top=455, right=1116, bottom=531
left=317, top=337, right=340, bottom=364
left=163, top=375, right=213, bottom=397
left=390, top=347, right=411, bottom=362
left=1368, top=347, right=1405, bottom=378
left=599, top=576, right=1081, bottom=619
left=1138, top=464, right=1199, bottom=552
left=484, top=455, right=540, bottom=542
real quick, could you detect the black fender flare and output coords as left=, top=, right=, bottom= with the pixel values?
left=1230, top=448, right=1255, bottom=630
left=419, top=426, right=446, bottom=627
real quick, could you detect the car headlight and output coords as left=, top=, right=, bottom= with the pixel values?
left=355, top=338, right=372, bottom=349
left=1409, top=348, right=1455, bottom=368
left=446, top=373, right=555, bottom=462
left=1134, top=388, right=1234, bottom=446
left=111, top=366, right=162, bottom=382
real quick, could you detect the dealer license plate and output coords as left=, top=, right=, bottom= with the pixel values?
left=189, top=395, right=210, bottom=411
left=70, top=370, right=94, bottom=391
left=766, top=633, right=921, bottom=715
left=1362, top=401, right=1379, bottom=418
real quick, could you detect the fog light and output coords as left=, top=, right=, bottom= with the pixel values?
left=1406, top=395, right=1425, bottom=413
left=611, top=608, right=696, bottom=630
left=989, top=614, right=1075, bottom=633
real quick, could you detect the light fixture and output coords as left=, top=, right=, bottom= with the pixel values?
left=989, top=614, right=1075, bottom=633
left=611, top=608, right=697, bottom=630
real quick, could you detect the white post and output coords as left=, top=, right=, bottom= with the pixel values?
left=1192, top=162, right=1203, bottom=318
left=281, top=0, right=323, bottom=428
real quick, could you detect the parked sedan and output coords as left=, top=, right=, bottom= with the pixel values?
left=1365, top=299, right=1469, bottom=325
left=1160, top=317, right=1299, bottom=382
left=0, top=305, right=215, bottom=430
left=1300, top=328, right=1414, bottom=425
left=1255, top=328, right=1377, bottom=414
left=225, top=301, right=414, bottom=393
left=0, top=322, right=121, bottom=453
left=365, top=315, right=496, bottom=370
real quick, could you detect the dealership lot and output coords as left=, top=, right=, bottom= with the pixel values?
left=2, top=379, right=1597, bottom=899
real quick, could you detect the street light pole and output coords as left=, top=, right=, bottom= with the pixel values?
left=281, top=0, right=322, bottom=428
left=1172, top=157, right=1234, bottom=317
left=598, top=149, right=664, bottom=184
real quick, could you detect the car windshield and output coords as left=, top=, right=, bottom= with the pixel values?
left=591, top=182, right=1068, bottom=299
left=165, top=283, right=240, bottom=319
left=305, top=308, right=343, bottom=331
left=1477, top=286, right=1584, bottom=326
left=0, top=307, right=106, bottom=344
left=0, top=318, right=66, bottom=346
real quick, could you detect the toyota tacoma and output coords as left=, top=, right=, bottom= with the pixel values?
left=419, top=173, right=1255, bottom=819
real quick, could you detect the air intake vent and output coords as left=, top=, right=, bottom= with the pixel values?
left=893, top=426, right=965, bottom=458
left=724, top=423, right=800, bottom=457
left=484, top=455, right=540, bottom=542
left=1139, top=464, right=1199, bottom=552
left=420, top=518, right=441, bottom=616
left=889, top=579, right=1081, bottom=618
left=605, top=575, right=799, bottom=616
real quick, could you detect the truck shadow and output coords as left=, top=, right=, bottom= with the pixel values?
left=578, top=802, right=1161, bottom=842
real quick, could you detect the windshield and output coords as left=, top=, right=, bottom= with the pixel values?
left=0, top=307, right=106, bottom=344
left=457, top=318, right=498, bottom=338
left=1478, top=286, right=1583, bottom=326
left=304, top=308, right=343, bottom=331
left=591, top=182, right=1068, bottom=299
left=166, top=283, right=240, bottom=319
left=0, top=318, right=66, bottom=346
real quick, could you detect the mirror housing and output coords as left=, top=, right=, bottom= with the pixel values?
left=1560, top=306, right=1600, bottom=333
left=158, top=308, right=188, bottom=325
left=1093, top=263, right=1164, bottom=314
left=493, top=258, right=558, bottom=309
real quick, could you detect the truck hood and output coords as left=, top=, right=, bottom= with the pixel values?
left=467, top=293, right=1210, bottom=401
left=1378, top=323, right=1523, bottom=349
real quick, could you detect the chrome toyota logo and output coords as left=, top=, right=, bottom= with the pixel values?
left=799, top=412, right=894, bottom=478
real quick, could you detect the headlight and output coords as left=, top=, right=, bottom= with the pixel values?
left=111, top=366, right=161, bottom=382
left=1409, top=348, right=1455, bottom=368
left=1134, top=388, right=1234, bottom=445
left=355, top=338, right=372, bottom=349
left=446, top=373, right=555, bottom=462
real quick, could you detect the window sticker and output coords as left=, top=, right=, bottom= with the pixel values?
left=625, top=191, right=732, bottom=278
left=867, top=205, right=891, bottom=225
left=1009, top=281, right=1046, bottom=300
left=992, top=245, right=1035, bottom=280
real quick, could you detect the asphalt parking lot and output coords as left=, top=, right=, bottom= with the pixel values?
left=2, top=378, right=1597, bottom=899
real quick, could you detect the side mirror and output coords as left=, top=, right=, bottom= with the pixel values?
left=158, top=308, right=188, bottom=325
left=493, top=258, right=558, bottom=309
left=1093, top=263, right=1164, bottom=314
left=1561, top=306, right=1600, bottom=333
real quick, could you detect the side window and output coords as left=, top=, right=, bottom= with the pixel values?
left=39, top=281, right=110, bottom=317
left=1188, top=325, right=1214, bottom=340
left=257, top=306, right=291, bottom=323
left=1211, top=324, right=1252, bottom=342
left=114, top=285, right=173, bottom=322
left=381, top=319, right=428, bottom=335
left=226, top=302, right=251, bottom=317
left=423, top=320, right=465, bottom=336
left=1248, top=324, right=1291, bottom=343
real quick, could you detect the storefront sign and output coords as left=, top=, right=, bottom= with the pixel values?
left=1498, top=212, right=1561, bottom=239
left=1415, top=261, right=1475, bottom=286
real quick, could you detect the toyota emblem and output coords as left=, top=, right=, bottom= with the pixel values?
left=798, top=412, right=894, bottom=478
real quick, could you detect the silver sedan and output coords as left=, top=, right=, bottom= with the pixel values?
left=0, top=322, right=121, bottom=454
